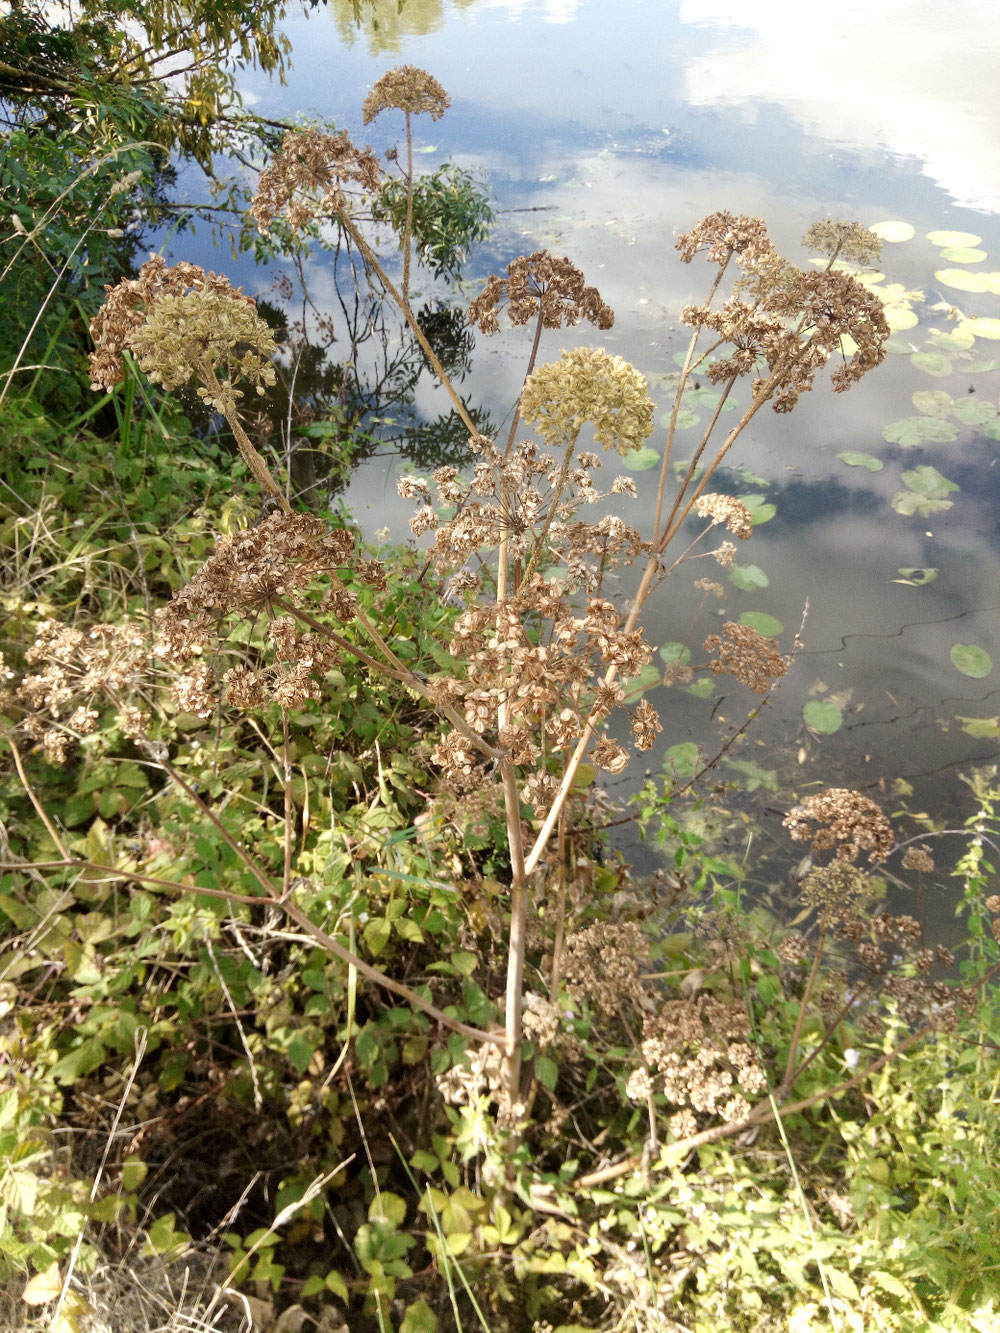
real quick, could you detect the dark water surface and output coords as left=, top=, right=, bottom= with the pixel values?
left=176, top=0, right=1000, bottom=920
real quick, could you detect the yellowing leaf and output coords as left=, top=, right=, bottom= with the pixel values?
left=22, top=1260, right=62, bottom=1306
left=870, top=220, right=915, bottom=242
left=927, top=229, right=983, bottom=247
left=960, top=316, right=1000, bottom=340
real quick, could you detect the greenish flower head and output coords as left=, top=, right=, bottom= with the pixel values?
left=519, top=346, right=654, bottom=455
left=128, top=290, right=277, bottom=409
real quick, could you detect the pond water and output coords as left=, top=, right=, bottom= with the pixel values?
left=176, top=0, right=1000, bottom=924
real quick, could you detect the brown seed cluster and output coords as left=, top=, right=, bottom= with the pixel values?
left=362, top=65, right=450, bottom=124
left=10, top=620, right=152, bottom=763
left=676, top=212, right=888, bottom=413
left=694, top=493, right=754, bottom=540
left=784, top=787, right=894, bottom=865
left=563, top=921, right=648, bottom=1017
left=468, top=250, right=614, bottom=334
left=703, top=622, right=788, bottom=695
left=250, top=128, right=383, bottom=234
left=626, top=995, right=767, bottom=1136
left=397, top=429, right=657, bottom=802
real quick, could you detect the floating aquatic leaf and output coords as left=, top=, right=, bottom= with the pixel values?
left=803, top=699, right=843, bottom=734
left=838, top=333, right=859, bottom=357
left=723, top=757, right=778, bottom=792
left=911, top=389, right=952, bottom=418
left=572, top=762, right=595, bottom=788
left=739, top=610, right=783, bottom=636
left=959, top=316, right=1000, bottom=340
left=882, top=416, right=958, bottom=447
left=836, top=451, right=883, bottom=471
left=884, top=306, right=919, bottom=332
left=965, top=355, right=1000, bottom=372
left=741, top=493, right=776, bottom=525
left=950, top=643, right=993, bottom=678
left=894, top=567, right=938, bottom=586
left=659, top=641, right=692, bottom=665
left=985, top=420, right=1000, bottom=441
left=909, top=351, right=952, bottom=376
left=951, top=397, right=998, bottom=426
left=685, top=385, right=737, bottom=412
left=663, top=742, right=699, bottom=777
left=672, top=408, right=699, bottom=430
left=622, top=445, right=660, bottom=471
left=956, top=715, right=1000, bottom=740
left=928, top=326, right=976, bottom=351
left=621, top=661, right=663, bottom=699
left=939, top=247, right=988, bottom=264
left=730, top=563, right=769, bottom=590
left=892, top=465, right=959, bottom=516
left=687, top=676, right=715, bottom=698
left=927, top=229, right=982, bottom=248
left=871, top=220, right=915, bottom=242
left=935, top=268, right=990, bottom=293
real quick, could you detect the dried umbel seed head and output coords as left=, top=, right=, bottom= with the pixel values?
left=362, top=65, right=450, bottom=123
left=251, top=128, right=383, bottom=234
left=803, top=218, right=882, bottom=267
left=127, top=291, right=277, bottom=409
left=784, top=787, right=894, bottom=865
left=902, top=844, right=935, bottom=873
left=89, top=255, right=255, bottom=392
left=798, top=860, right=871, bottom=927
left=676, top=213, right=888, bottom=414
left=704, top=622, right=788, bottom=695
left=695, top=493, right=754, bottom=540
left=676, top=211, right=778, bottom=269
left=468, top=250, right=613, bottom=335
left=519, top=347, right=654, bottom=455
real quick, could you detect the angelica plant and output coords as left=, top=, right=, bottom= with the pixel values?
left=47, top=68, right=893, bottom=1128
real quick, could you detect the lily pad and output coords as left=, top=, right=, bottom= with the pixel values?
left=959, top=316, right=1000, bottom=340
left=909, top=351, right=953, bottom=376
left=950, top=643, right=993, bottom=679
left=935, top=268, right=991, bottom=293
left=663, top=742, right=699, bottom=777
left=739, top=611, right=783, bottom=637
left=927, top=229, right=982, bottom=248
left=928, top=326, right=976, bottom=351
left=884, top=305, right=919, bottom=332
left=659, top=641, right=692, bottom=665
left=957, top=715, right=1000, bottom=740
left=892, top=465, right=959, bottom=516
left=622, top=446, right=660, bottom=471
left=837, top=451, right=883, bottom=472
left=803, top=699, right=843, bottom=735
left=939, top=247, right=988, bottom=264
left=882, top=416, right=958, bottom=448
left=871, top=220, right=915, bottom=242
left=621, top=661, right=663, bottom=700
left=741, top=493, right=776, bottom=525
left=723, top=757, right=778, bottom=792
left=894, top=567, right=938, bottom=586
left=951, top=397, right=998, bottom=426
left=911, top=389, right=953, bottom=418
left=730, top=563, right=769, bottom=591
left=686, top=676, right=715, bottom=698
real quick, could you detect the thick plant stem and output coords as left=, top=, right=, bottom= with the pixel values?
left=200, top=362, right=292, bottom=512
left=501, top=758, right=530, bottom=1105
left=402, top=109, right=414, bottom=302
left=340, top=214, right=479, bottom=438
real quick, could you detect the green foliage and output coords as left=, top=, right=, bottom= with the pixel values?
left=374, top=164, right=494, bottom=284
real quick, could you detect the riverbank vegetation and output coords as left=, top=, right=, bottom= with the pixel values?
left=2, top=8, right=1000, bottom=1330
